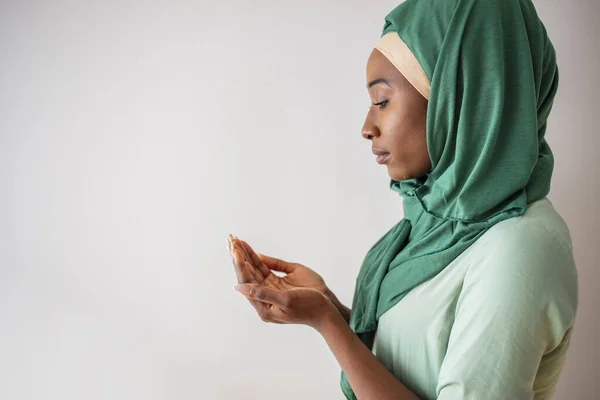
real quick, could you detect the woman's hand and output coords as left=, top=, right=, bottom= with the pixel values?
left=227, top=235, right=351, bottom=323
left=233, top=284, right=337, bottom=330
left=227, top=236, right=418, bottom=399
left=227, top=235, right=327, bottom=293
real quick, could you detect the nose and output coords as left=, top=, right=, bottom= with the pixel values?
left=362, top=112, right=380, bottom=140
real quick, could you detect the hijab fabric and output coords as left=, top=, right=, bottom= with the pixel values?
left=341, top=0, right=559, bottom=398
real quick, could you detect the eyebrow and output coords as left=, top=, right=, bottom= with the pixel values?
left=367, top=78, right=392, bottom=89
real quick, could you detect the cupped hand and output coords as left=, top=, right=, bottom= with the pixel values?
left=227, top=235, right=327, bottom=294
left=227, top=235, right=339, bottom=328
left=233, top=284, right=336, bottom=330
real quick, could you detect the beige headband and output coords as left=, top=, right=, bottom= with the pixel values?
left=374, top=32, right=430, bottom=100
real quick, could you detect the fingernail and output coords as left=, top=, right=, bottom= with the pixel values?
left=233, top=284, right=250, bottom=294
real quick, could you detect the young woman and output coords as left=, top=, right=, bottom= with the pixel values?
left=228, top=0, right=578, bottom=398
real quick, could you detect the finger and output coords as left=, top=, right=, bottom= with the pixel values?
left=238, top=240, right=272, bottom=278
left=244, top=260, right=264, bottom=283
left=230, top=238, right=255, bottom=272
left=232, top=248, right=255, bottom=284
left=234, top=284, right=289, bottom=307
left=228, top=236, right=246, bottom=266
left=232, top=239, right=251, bottom=264
left=229, top=235, right=246, bottom=259
left=230, top=241, right=264, bottom=284
left=227, top=234, right=236, bottom=254
left=257, top=254, right=296, bottom=274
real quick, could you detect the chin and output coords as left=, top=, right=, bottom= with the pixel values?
left=386, top=165, right=409, bottom=181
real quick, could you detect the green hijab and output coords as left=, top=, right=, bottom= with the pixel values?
left=341, top=0, right=558, bottom=397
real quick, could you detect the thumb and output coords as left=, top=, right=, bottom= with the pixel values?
left=257, top=254, right=296, bottom=274
left=234, top=284, right=287, bottom=306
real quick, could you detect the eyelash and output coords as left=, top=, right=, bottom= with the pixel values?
left=373, top=100, right=389, bottom=109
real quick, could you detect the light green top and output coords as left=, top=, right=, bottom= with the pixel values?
left=372, top=198, right=578, bottom=400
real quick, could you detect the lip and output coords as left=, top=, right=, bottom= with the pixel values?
left=372, top=147, right=390, bottom=164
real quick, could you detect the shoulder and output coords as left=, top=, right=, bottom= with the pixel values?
left=467, top=198, right=576, bottom=283
left=459, top=198, right=578, bottom=349
left=485, top=198, right=573, bottom=252
left=435, top=199, right=578, bottom=398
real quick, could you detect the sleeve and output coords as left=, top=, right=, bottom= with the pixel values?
left=435, top=223, right=578, bottom=400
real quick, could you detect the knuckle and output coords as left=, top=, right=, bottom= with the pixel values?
left=256, top=290, right=268, bottom=302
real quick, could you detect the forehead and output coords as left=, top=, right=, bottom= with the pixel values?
left=366, top=48, right=405, bottom=88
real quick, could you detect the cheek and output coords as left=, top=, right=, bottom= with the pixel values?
left=388, top=115, right=419, bottom=151
left=389, top=115, right=429, bottom=172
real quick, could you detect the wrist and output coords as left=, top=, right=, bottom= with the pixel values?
left=314, top=299, right=345, bottom=335
left=324, top=287, right=351, bottom=323
left=324, top=287, right=341, bottom=309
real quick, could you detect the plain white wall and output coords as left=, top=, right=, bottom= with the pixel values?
left=1, top=0, right=598, bottom=399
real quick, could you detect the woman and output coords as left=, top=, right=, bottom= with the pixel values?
left=228, top=0, right=578, bottom=398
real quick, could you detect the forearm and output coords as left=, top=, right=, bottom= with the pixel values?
left=325, top=288, right=352, bottom=323
left=317, top=310, right=420, bottom=400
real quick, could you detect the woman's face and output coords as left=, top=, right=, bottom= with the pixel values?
left=362, top=49, right=430, bottom=181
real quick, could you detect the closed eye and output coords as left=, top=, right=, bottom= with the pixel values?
left=373, top=100, right=389, bottom=109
